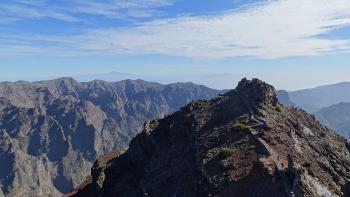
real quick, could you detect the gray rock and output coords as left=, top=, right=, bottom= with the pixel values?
left=0, top=78, right=222, bottom=197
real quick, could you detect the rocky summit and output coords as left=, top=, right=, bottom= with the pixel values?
left=72, top=78, right=350, bottom=197
left=0, top=78, right=221, bottom=197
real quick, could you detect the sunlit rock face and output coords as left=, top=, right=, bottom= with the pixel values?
left=0, top=77, right=221, bottom=197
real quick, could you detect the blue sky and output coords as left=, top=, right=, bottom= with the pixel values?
left=1, top=0, right=350, bottom=90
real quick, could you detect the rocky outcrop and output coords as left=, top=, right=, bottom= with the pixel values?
left=0, top=78, right=221, bottom=197
left=73, top=78, right=350, bottom=197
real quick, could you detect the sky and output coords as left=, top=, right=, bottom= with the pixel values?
left=1, top=0, right=350, bottom=90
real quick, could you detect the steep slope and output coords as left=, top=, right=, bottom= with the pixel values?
left=316, top=102, right=350, bottom=140
left=277, top=88, right=350, bottom=141
left=0, top=78, right=221, bottom=197
left=289, top=82, right=350, bottom=112
left=73, top=78, right=350, bottom=197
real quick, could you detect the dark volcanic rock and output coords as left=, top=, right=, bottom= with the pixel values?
left=73, top=78, right=350, bottom=197
left=0, top=78, right=221, bottom=197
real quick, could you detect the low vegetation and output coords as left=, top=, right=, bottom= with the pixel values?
left=233, top=123, right=251, bottom=132
left=218, top=148, right=234, bottom=158
left=275, top=104, right=283, bottom=112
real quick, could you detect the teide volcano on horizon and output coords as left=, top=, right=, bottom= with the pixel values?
left=71, top=78, right=350, bottom=197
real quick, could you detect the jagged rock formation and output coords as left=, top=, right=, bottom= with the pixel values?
left=0, top=77, right=221, bottom=197
left=73, top=78, right=350, bottom=197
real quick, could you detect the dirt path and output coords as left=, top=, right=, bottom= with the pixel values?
left=248, top=117, right=295, bottom=197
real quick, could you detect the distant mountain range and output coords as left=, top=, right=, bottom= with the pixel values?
left=315, top=103, right=350, bottom=140
left=276, top=82, right=350, bottom=140
left=286, top=82, right=350, bottom=112
left=74, top=71, right=139, bottom=82
left=276, top=90, right=295, bottom=107
left=0, top=78, right=222, bottom=196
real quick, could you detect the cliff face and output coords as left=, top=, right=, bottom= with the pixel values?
left=0, top=78, right=221, bottom=197
left=73, top=78, right=350, bottom=197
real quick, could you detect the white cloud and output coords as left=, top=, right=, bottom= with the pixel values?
left=0, top=0, right=173, bottom=21
left=1, top=0, right=350, bottom=59
left=0, top=3, right=79, bottom=22
left=71, top=0, right=350, bottom=59
left=72, top=0, right=173, bottom=17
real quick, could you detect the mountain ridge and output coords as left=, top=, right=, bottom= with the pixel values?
left=0, top=77, right=222, bottom=197
left=71, top=78, right=350, bottom=197
left=288, top=82, right=350, bottom=112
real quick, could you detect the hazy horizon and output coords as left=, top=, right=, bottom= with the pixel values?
left=1, top=71, right=349, bottom=92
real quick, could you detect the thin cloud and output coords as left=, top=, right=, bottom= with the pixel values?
left=73, top=0, right=350, bottom=59
left=0, top=3, right=79, bottom=22
left=0, top=0, right=173, bottom=21
left=1, top=0, right=350, bottom=59
left=72, top=0, right=173, bottom=17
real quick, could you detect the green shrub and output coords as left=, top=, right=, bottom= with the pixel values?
left=218, top=148, right=234, bottom=158
left=275, top=104, right=283, bottom=112
left=233, top=123, right=251, bottom=132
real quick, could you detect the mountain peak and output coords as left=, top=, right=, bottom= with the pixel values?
left=236, top=78, right=277, bottom=106
left=222, top=78, right=278, bottom=114
left=71, top=78, right=350, bottom=197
